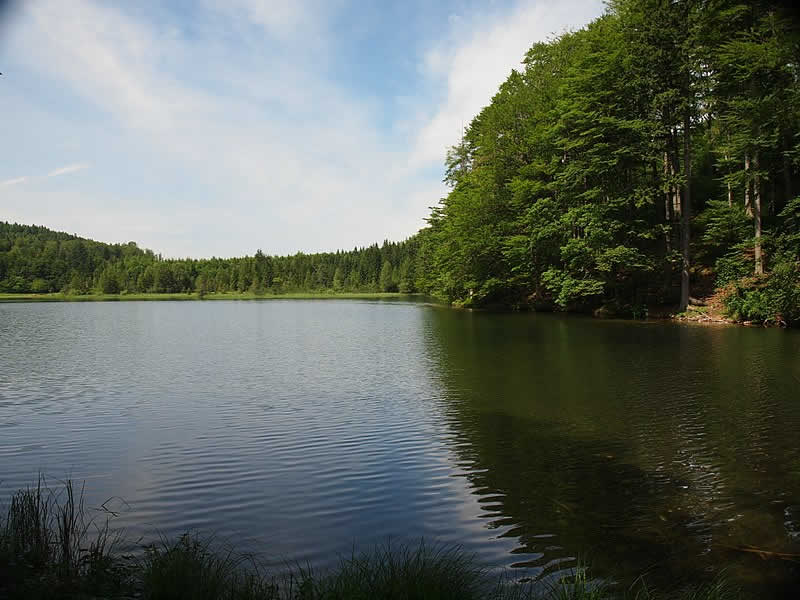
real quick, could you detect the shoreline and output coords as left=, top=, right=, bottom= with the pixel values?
left=0, top=292, right=420, bottom=303
left=1, top=292, right=784, bottom=329
left=449, top=302, right=761, bottom=329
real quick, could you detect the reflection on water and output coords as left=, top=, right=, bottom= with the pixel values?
left=0, top=301, right=798, bottom=596
left=424, top=308, right=800, bottom=595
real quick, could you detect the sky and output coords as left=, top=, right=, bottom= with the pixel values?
left=0, top=0, right=605, bottom=258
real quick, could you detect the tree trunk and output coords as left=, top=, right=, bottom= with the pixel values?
left=770, top=178, right=776, bottom=217
left=725, top=153, right=733, bottom=207
left=669, top=131, right=682, bottom=218
left=744, top=153, right=753, bottom=217
left=754, top=151, right=763, bottom=275
left=663, top=152, right=673, bottom=253
left=661, top=154, right=673, bottom=299
left=679, top=112, right=691, bottom=313
left=783, top=141, right=793, bottom=206
left=664, top=153, right=672, bottom=222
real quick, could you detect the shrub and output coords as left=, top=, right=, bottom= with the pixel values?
left=714, top=254, right=751, bottom=288
left=31, top=278, right=51, bottom=293
left=724, top=262, right=800, bottom=325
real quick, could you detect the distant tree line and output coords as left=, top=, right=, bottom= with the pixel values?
left=0, top=222, right=421, bottom=295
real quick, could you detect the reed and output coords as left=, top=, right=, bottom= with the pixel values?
left=0, top=480, right=748, bottom=600
left=0, top=477, right=128, bottom=598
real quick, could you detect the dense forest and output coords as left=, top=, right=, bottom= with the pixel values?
left=413, top=0, right=800, bottom=324
left=0, top=222, right=421, bottom=295
left=2, top=0, right=799, bottom=324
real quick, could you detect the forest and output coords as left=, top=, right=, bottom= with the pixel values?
left=0, top=222, right=421, bottom=296
left=2, top=0, right=799, bottom=324
left=413, top=0, right=800, bottom=324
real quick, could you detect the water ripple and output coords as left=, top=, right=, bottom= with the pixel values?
left=1, top=302, right=799, bottom=595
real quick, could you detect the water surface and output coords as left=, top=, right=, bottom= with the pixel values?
left=1, top=301, right=798, bottom=595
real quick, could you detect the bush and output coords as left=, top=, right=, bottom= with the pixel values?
left=99, top=268, right=121, bottom=294
left=724, top=262, right=800, bottom=325
left=31, top=278, right=51, bottom=293
left=0, top=275, right=30, bottom=293
left=714, top=254, right=751, bottom=288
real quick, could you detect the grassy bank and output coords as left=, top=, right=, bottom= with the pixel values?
left=0, top=481, right=747, bottom=600
left=0, top=292, right=418, bottom=303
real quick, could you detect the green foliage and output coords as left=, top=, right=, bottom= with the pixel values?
left=412, top=0, right=800, bottom=321
left=99, top=265, right=122, bottom=294
left=332, top=267, right=344, bottom=292
left=775, top=197, right=800, bottom=260
left=30, top=278, right=50, bottom=293
left=696, top=201, right=750, bottom=263
left=295, top=542, right=494, bottom=600
left=714, top=254, right=751, bottom=288
left=542, top=269, right=605, bottom=309
left=0, top=479, right=128, bottom=600
left=0, top=223, right=421, bottom=297
left=379, top=260, right=397, bottom=292
left=140, top=534, right=275, bottom=600
left=724, top=262, right=800, bottom=325
left=539, top=565, right=609, bottom=600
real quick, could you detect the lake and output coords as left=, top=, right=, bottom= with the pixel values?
left=1, top=300, right=798, bottom=595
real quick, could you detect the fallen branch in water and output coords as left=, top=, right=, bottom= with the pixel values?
left=718, top=543, right=800, bottom=562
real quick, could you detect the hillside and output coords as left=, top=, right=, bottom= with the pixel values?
left=0, top=222, right=420, bottom=295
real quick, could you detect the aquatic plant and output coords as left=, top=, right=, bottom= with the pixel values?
left=0, top=477, right=128, bottom=598
left=0, top=480, right=748, bottom=600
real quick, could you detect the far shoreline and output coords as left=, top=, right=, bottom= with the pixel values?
left=2, top=292, right=787, bottom=329
left=0, top=291, right=422, bottom=303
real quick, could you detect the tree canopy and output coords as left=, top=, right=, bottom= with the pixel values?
left=413, top=0, right=800, bottom=324
left=0, top=222, right=420, bottom=296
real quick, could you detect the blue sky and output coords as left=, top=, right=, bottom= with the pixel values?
left=0, top=0, right=604, bottom=257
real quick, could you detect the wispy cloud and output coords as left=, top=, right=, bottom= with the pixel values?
left=412, top=1, right=604, bottom=168
left=0, top=0, right=605, bottom=257
left=47, top=163, right=89, bottom=177
left=1, top=176, right=28, bottom=187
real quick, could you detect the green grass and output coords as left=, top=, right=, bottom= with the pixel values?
left=0, top=478, right=129, bottom=599
left=139, top=534, right=277, bottom=600
left=0, top=292, right=419, bottom=303
left=0, top=480, right=747, bottom=600
left=293, top=541, right=497, bottom=600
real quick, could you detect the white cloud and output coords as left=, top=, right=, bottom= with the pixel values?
left=202, top=0, right=326, bottom=43
left=47, top=163, right=89, bottom=177
left=1, top=176, right=28, bottom=187
left=0, top=0, right=604, bottom=257
left=22, top=0, right=185, bottom=132
left=411, top=0, right=604, bottom=168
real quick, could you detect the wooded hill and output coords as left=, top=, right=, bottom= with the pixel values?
left=412, top=0, right=800, bottom=325
left=2, top=0, right=799, bottom=324
left=0, top=222, right=421, bottom=295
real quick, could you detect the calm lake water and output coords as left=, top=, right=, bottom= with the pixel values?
left=1, top=300, right=799, bottom=595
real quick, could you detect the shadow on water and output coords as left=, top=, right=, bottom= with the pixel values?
left=421, top=308, right=800, bottom=597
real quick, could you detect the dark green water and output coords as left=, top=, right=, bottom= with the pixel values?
left=1, top=301, right=798, bottom=595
